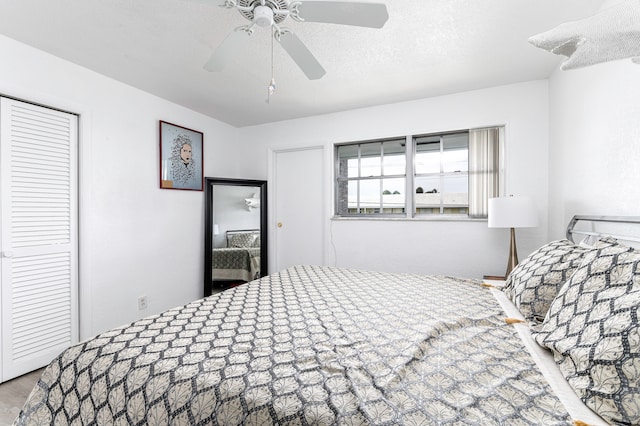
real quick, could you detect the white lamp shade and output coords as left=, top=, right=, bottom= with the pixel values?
left=488, top=196, right=538, bottom=228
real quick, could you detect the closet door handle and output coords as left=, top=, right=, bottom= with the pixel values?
left=2, top=251, right=13, bottom=258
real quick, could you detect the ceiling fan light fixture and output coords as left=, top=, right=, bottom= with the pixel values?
left=253, top=5, right=274, bottom=28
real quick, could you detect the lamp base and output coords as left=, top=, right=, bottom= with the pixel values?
left=505, top=227, right=519, bottom=278
left=483, top=275, right=506, bottom=281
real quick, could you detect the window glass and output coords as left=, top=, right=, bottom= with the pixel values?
left=346, top=159, right=358, bottom=178
left=442, top=133, right=468, bottom=173
left=345, top=180, right=358, bottom=213
left=359, top=179, right=380, bottom=210
left=382, top=140, right=406, bottom=175
left=442, top=175, right=469, bottom=214
left=415, top=176, right=441, bottom=214
left=360, top=142, right=382, bottom=177
left=381, top=178, right=404, bottom=195
left=415, top=176, right=440, bottom=195
left=442, top=174, right=468, bottom=194
left=381, top=178, right=405, bottom=213
left=337, top=144, right=359, bottom=178
left=415, top=138, right=440, bottom=174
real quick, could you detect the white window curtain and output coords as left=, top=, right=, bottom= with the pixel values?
left=468, top=127, right=503, bottom=217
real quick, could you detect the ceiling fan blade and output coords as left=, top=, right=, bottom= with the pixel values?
left=204, top=29, right=252, bottom=72
left=295, top=1, right=389, bottom=28
left=180, top=0, right=218, bottom=5
left=277, top=31, right=326, bottom=80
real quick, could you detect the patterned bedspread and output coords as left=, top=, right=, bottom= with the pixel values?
left=15, top=266, right=571, bottom=425
left=212, top=247, right=260, bottom=282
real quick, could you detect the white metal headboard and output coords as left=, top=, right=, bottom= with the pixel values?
left=566, top=215, right=640, bottom=245
left=225, top=229, right=260, bottom=245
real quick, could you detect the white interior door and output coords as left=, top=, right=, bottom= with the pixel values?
left=0, top=97, right=78, bottom=382
left=272, top=147, right=325, bottom=272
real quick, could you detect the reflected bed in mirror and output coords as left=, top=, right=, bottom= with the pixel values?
left=213, top=229, right=261, bottom=282
left=204, top=177, right=267, bottom=296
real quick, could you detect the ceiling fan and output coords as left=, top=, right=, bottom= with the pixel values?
left=204, top=0, right=389, bottom=80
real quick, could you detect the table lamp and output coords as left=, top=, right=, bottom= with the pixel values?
left=488, top=196, right=538, bottom=279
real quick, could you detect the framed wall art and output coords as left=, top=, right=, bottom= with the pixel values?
left=159, top=120, right=204, bottom=191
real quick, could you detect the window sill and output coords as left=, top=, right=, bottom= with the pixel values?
left=331, top=215, right=488, bottom=223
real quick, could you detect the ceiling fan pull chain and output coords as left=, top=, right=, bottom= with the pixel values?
left=267, top=27, right=276, bottom=103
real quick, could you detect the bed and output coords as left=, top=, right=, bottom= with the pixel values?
left=15, top=216, right=640, bottom=425
left=212, top=230, right=261, bottom=283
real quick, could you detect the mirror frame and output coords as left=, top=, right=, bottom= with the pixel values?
left=204, top=177, right=268, bottom=296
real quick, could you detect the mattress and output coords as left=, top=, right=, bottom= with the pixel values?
left=15, top=265, right=604, bottom=425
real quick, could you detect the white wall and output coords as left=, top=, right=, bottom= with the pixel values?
left=0, top=33, right=559, bottom=341
left=239, top=81, right=551, bottom=279
left=0, top=35, right=256, bottom=338
left=547, top=60, right=640, bottom=239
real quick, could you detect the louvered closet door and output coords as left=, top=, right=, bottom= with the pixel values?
left=0, top=97, right=78, bottom=382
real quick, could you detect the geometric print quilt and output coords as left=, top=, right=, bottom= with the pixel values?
left=212, top=247, right=260, bottom=271
left=16, top=265, right=571, bottom=425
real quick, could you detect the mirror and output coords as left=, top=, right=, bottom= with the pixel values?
left=204, top=177, right=268, bottom=296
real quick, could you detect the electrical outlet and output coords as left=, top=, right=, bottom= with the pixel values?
left=137, top=295, right=148, bottom=311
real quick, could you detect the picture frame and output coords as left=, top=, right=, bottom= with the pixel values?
left=159, top=120, right=204, bottom=191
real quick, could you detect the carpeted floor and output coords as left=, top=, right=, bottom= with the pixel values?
left=0, top=369, right=42, bottom=426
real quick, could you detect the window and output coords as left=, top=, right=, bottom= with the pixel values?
left=335, top=138, right=406, bottom=215
left=335, top=127, right=503, bottom=218
left=414, top=132, right=469, bottom=215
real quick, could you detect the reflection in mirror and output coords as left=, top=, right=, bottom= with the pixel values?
left=204, top=177, right=267, bottom=296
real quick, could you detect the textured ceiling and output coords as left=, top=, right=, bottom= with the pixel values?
left=0, top=0, right=604, bottom=127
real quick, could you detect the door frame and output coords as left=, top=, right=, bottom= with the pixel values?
left=268, top=145, right=329, bottom=273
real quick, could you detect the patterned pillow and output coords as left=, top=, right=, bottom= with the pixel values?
left=229, top=232, right=258, bottom=248
left=503, top=239, right=591, bottom=323
left=532, top=242, right=640, bottom=424
left=592, top=235, right=623, bottom=248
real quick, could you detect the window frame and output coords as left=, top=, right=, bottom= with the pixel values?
left=334, top=127, right=504, bottom=220
left=334, top=137, right=407, bottom=217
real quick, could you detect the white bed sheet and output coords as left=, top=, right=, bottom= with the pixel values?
left=491, top=288, right=608, bottom=426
